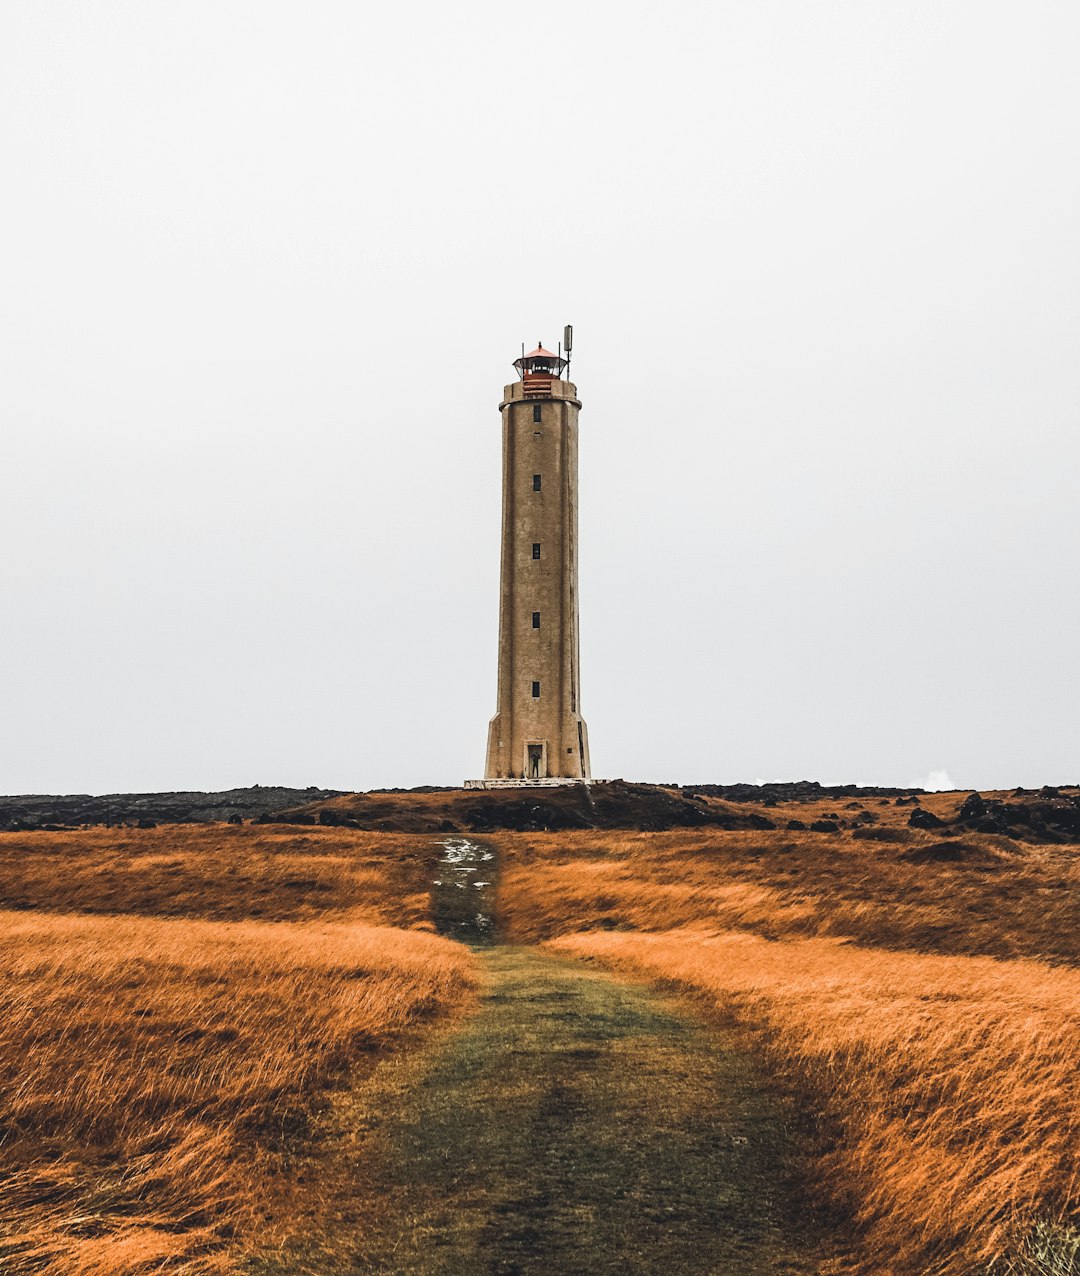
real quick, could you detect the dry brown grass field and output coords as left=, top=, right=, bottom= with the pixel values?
left=494, top=791, right=1080, bottom=1275
left=1, top=791, right=1078, bottom=1274
left=498, top=821, right=1079, bottom=964
left=0, top=825, right=478, bottom=1275
left=0, top=824, right=437, bottom=925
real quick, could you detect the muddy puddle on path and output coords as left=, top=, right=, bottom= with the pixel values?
left=431, top=838, right=497, bottom=946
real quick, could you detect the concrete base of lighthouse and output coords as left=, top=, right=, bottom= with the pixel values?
left=463, top=777, right=594, bottom=790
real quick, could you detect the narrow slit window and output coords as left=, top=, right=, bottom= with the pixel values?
left=532, top=612, right=540, bottom=628
left=531, top=681, right=541, bottom=698
left=532, top=542, right=541, bottom=560
left=532, top=404, right=542, bottom=423
left=532, top=474, right=542, bottom=491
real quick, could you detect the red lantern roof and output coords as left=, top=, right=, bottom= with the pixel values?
left=513, top=341, right=568, bottom=381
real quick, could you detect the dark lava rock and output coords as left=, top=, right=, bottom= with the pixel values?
left=462, top=800, right=591, bottom=834
left=682, top=781, right=919, bottom=804
left=986, top=798, right=1080, bottom=840
left=958, top=792, right=987, bottom=820
left=970, top=813, right=1012, bottom=835
left=257, top=812, right=317, bottom=826
left=945, top=791, right=1080, bottom=841
left=227, top=813, right=244, bottom=825
left=0, top=786, right=348, bottom=827
left=786, top=819, right=806, bottom=831
left=315, top=810, right=360, bottom=829
left=908, top=807, right=944, bottom=830
left=809, top=820, right=839, bottom=833
left=2, top=781, right=942, bottom=833
left=281, top=781, right=771, bottom=835
left=1048, top=806, right=1080, bottom=833
left=136, top=819, right=157, bottom=829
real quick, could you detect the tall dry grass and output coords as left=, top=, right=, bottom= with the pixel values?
left=498, top=824, right=1080, bottom=964
left=548, top=928, right=1080, bottom=1273
left=498, top=808, right=1080, bottom=1275
left=0, top=824, right=437, bottom=925
left=0, top=908, right=477, bottom=1275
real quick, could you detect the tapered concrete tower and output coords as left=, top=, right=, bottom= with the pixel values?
left=483, top=337, right=591, bottom=781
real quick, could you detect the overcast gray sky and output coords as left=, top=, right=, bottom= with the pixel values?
left=2, top=1, right=1077, bottom=795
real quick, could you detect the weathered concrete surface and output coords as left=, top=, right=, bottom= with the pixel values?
left=485, top=374, right=590, bottom=781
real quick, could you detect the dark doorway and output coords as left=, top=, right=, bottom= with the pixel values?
left=527, top=745, right=543, bottom=779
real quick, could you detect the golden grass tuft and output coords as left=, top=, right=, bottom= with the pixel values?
left=0, top=908, right=477, bottom=1274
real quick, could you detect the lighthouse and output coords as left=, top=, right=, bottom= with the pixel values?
left=481, top=334, right=591, bottom=782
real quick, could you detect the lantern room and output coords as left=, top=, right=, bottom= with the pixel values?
left=513, top=344, right=568, bottom=398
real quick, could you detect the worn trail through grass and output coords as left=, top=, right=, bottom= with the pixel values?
left=255, top=838, right=838, bottom=1274
left=304, top=942, right=831, bottom=1274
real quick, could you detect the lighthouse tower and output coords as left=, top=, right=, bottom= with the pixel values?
left=482, top=336, right=591, bottom=782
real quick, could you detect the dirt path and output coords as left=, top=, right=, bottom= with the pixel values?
left=253, top=840, right=839, bottom=1274
left=280, top=944, right=831, bottom=1274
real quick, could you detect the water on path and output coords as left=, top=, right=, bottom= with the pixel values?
left=431, top=838, right=497, bottom=946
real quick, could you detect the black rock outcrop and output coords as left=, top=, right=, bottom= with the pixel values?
left=909, top=807, right=945, bottom=830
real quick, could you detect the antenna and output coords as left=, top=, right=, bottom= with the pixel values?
left=564, top=323, right=573, bottom=374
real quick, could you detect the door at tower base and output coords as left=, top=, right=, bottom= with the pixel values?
left=483, top=346, right=591, bottom=781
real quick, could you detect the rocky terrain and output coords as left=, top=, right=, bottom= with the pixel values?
left=0, top=785, right=345, bottom=830
left=4, top=780, right=1079, bottom=842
